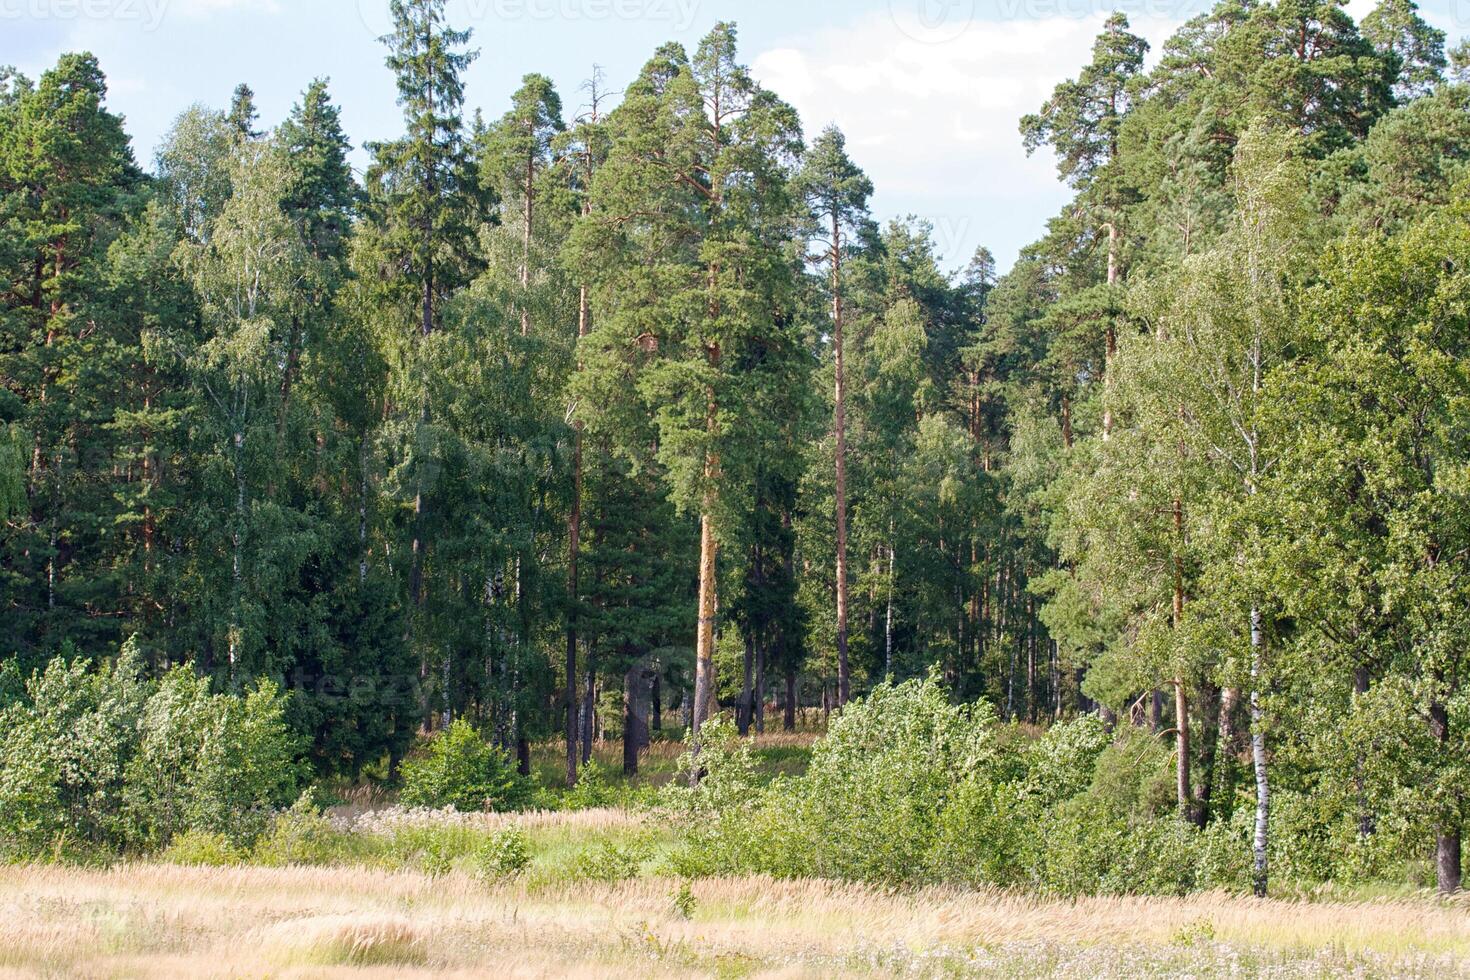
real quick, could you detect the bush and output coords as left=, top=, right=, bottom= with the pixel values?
left=126, top=668, right=305, bottom=847
left=0, top=650, right=148, bottom=855
left=399, top=720, right=533, bottom=813
left=668, top=676, right=1002, bottom=884
left=0, top=646, right=305, bottom=859
left=471, top=828, right=530, bottom=881
left=770, top=676, right=999, bottom=883
left=163, top=829, right=243, bottom=867
left=571, top=839, right=647, bottom=883
left=1018, top=715, right=1113, bottom=807
left=562, top=760, right=615, bottom=811
left=252, top=793, right=351, bottom=867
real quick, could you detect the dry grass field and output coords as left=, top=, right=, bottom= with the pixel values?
left=4, top=858, right=1470, bottom=978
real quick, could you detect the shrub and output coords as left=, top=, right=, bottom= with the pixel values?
left=0, top=650, right=148, bottom=854
left=252, top=793, right=351, bottom=867
left=126, top=669, right=305, bottom=847
left=571, top=839, right=646, bottom=883
left=1018, top=715, right=1113, bottom=807
left=471, top=828, right=530, bottom=881
left=768, top=677, right=999, bottom=883
left=563, top=759, right=615, bottom=811
left=0, top=646, right=305, bottom=859
left=399, top=720, right=533, bottom=813
left=163, top=829, right=243, bottom=867
left=668, top=676, right=1003, bottom=884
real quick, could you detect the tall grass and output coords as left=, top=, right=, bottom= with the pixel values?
left=2, top=863, right=1467, bottom=977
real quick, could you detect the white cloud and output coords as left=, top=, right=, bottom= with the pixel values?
left=166, top=0, right=282, bottom=15
left=752, top=10, right=1188, bottom=271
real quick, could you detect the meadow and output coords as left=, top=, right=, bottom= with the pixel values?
left=2, top=722, right=1468, bottom=979
left=4, top=849, right=1469, bottom=978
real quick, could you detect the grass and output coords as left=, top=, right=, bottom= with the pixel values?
left=3, top=859, right=1469, bottom=977
left=527, top=729, right=822, bottom=794
left=10, top=729, right=1466, bottom=975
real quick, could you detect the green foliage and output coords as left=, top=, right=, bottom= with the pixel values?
left=163, top=829, right=243, bottom=867
left=398, top=720, right=533, bottom=813
left=250, top=792, right=357, bottom=868
left=667, top=680, right=1256, bottom=895
left=571, top=838, right=648, bottom=883
left=470, top=827, right=530, bottom=881
left=8, top=0, right=1470, bottom=903
left=126, top=669, right=305, bottom=847
left=0, top=649, right=303, bottom=858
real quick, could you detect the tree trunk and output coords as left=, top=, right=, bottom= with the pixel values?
left=565, top=274, right=591, bottom=786
left=623, top=662, right=651, bottom=777
left=832, top=214, right=851, bottom=708
left=1438, top=833, right=1462, bottom=896
left=1431, top=696, right=1462, bottom=893
left=1250, top=605, right=1270, bottom=898
left=1175, top=680, right=1191, bottom=822
left=1195, top=678, right=1220, bottom=827
left=1217, top=686, right=1239, bottom=823
left=738, top=635, right=754, bottom=736
left=692, top=500, right=719, bottom=740
left=783, top=669, right=797, bottom=732
left=581, top=662, right=595, bottom=767
left=754, top=641, right=767, bottom=735
left=652, top=664, right=662, bottom=736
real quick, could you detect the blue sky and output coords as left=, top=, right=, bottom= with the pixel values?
left=4, top=0, right=1466, bottom=272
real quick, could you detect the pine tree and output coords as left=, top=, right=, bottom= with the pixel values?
left=569, top=25, right=804, bottom=742
left=0, top=54, right=139, bottom=655
left=1359, top=0, right=1445, bottom=100
left=478, top=74, right=564, bottom=337
left=796, top=126, right=872, bottom=708
left=1021, top=13, right=1147, bottom=440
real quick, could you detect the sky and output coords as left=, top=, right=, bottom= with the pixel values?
left=4, top=0, right=1466, bottom=274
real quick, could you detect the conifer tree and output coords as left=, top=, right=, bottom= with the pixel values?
left=796, top=126, right=872, bottom=708
left=569, top=25, right=804, bottom=740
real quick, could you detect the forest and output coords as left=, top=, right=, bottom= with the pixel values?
left=5, top=0, right=1470, bottom=948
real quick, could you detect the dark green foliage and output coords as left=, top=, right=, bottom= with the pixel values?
left=5, top=0, right=1470, bottom=900
left=399, top=719, right=533, bottom=813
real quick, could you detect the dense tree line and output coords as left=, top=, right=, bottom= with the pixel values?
left=4, top=0, right=1470, bottom=893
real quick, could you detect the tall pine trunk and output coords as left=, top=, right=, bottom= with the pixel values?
left=566, top=282, right=589, bottom=788
left=738, top=635, right=754, bottom=736
left=623, top=662, right=650, bottom=777
left=832, top=213, right=851, bottom=707
left=692, top=498, right=719, bottom=740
